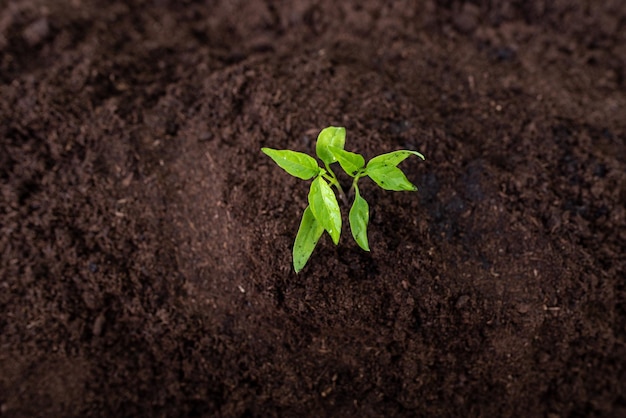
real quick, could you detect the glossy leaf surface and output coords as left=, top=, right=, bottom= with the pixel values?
left=308, top=176, right=341, bottom=244
left=315, top=126, right=346, bottom=165
left=366, top=164, right=417, bottom=191
left=262, top=148, right=320, bottom=180
left=293, top=206, right=324, bottom=273
left=349, top=186, right=370, bottom=251
left=366, top=150, right=425, bottom=168
left=329, top=146, right=365, bottom=177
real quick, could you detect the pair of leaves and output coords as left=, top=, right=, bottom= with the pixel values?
left=292, top=176, right=369, bottom=273
left=327, top=146, right=425, bottom=191
left=342, top=150, right=424, bottom=251
left=260, top=126, right=349, bottom=179
left=291, top=176, right=340, bottom=273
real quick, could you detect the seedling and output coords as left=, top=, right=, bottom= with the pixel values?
left=262, top=126, right=425, bottom=273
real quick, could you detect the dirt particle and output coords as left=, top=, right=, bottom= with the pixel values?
left=22, top=18, right=49, bottom=46
left=92, top=313, right=105, bottom=337
left=453, top=4, right=480, bottom=33
left=455, top=295, right=471, bottom=309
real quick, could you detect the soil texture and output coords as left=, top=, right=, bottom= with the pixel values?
left=1, top=1, right=626, bottom=417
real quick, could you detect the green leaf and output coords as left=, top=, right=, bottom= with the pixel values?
left=293, top=206, right=324, bottom=273
left=365, top=149, right=423, bottom=191
left=315, top=126, right=346, bottom=165
left=366, top=150, right=425, bottom=168
left=308, top=176, right=341, bottom=245
left=349, top=186, right=370, bottom=251
left=329, top=146, right=365, bottom=177
left=262, top=148, right=320, bottom=180
left=366, top=164, right=417, bottom=191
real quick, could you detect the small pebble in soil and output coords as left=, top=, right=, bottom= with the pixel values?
left=22, top=18, right=49, bottom=46
left=453, top=3, right=480, bottom=33
left=455, top=295, right=470, bottom=309
left=93, top=313, right=106, bottom=337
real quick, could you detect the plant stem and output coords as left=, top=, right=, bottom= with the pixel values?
left=323, top=164, right=347, bottom=205
left=348, top=172, right=364, bottom=199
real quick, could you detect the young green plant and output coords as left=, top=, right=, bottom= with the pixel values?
left=262, top=126, right=425, bottom=273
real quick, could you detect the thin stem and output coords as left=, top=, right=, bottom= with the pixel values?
left=323, top=163, right=347, bottom=205
left=348, top=172, right=365, bottom=199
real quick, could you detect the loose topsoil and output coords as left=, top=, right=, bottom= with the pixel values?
left=1, top=1, right=625, bottom=417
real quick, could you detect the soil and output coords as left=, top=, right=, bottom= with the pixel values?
left=1, top=1, right=626, bottom=417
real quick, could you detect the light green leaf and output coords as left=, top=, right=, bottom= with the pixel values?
left=262, top=148, right=320, bottom=180
left=366, top=164, right=417, bottom=191
left=349, top=186, right=370, bottom=251
left=293, top=206, right=324, bottom=273
left=329, top=146, right=365, bottom=177
left=315, top=126, right=346, bottom=165
left=308, top=176, right=341, bottom=245
left=366, top=150, right=425, bottom=168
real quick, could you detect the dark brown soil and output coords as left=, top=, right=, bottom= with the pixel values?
left=1, top=1, right=625, bottom=417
